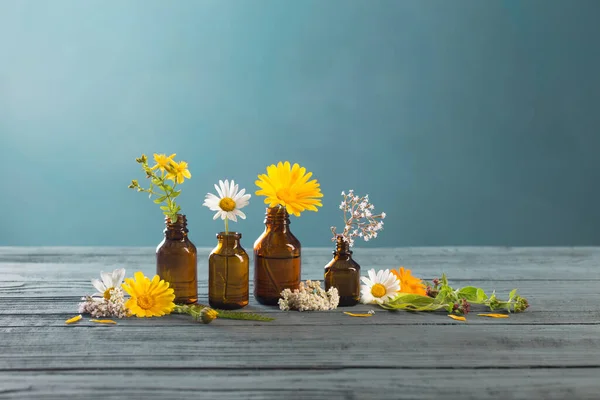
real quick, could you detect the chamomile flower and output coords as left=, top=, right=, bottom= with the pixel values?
left=91, top=268, right=126, bottom=300
left=203, top=179, right=251, bottom=223
left=360, top=269, right=400, bottom=305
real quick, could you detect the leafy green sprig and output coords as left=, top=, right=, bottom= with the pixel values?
left=380, top=274, right=529, bottom=315
left=128, top=154, right=182, bottom=223
left=174, top=304, right=275, bottom=322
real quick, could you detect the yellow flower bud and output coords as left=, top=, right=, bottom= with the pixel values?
left=200, top=308, right=219, bottom=324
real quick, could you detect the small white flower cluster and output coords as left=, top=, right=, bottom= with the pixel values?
left=78, top=288, right=129, bottom=318
left=331, top=189, right=386, bottom=247
left=278, top=280, right=340, bottom=312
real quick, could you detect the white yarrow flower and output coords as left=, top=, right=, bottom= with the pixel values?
left=360, top=268, right=400, bottom=305
left=91, top=268, right=125, bottom=300
left=203, top=179, right=251, bottom=222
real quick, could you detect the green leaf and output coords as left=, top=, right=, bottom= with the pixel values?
left=508, top=289, right=518, bottom=301
left=171, top=190, right=181, bottom=198
left=160, top=205, right=170, bottom=211
left=153, top=196, right=167, bottom=204
left=456, top=286, right=479, bottom=302
left=476, top=288, right=488, bottom=302
left=441, top=273, right=448, bottom=287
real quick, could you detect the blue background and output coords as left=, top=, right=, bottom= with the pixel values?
left=1, top=0, right=599, bottom=247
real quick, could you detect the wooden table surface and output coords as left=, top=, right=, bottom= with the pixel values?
left=1, top=247, right=599, bottom=399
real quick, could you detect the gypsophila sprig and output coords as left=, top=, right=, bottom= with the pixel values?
left=330, top=190, right=386, bottom=247
left=78, top=288, right=129, bottom=318
left=129, top=153, right=191, bottom=223
left=78, top=268, right=129, bottom=318
left=278, top=280, right=340, bottom=311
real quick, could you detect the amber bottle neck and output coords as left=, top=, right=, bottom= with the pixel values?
left=333, top=235, right=353, bottom=259
left=216, top=232, right=242, bottom=249
left=263, top=206, right=291, bottom=232
left=164, top=214, right=189, bottom=240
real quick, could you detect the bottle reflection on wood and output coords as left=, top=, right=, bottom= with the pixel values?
left=208, top=231, right=249, bottom=310
left=324, top=234, right=361, bottom=306
left=156, top=214, right=198, bottom=304
left=253, top=206, right=301, bottom=305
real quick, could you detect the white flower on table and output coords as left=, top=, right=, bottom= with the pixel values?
left=360, top=269, right=400, bottom=305
left=91, top=268, right=126, bottom=300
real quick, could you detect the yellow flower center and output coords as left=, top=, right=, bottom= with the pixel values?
left=219, top=197, right=236, bottom=212
left=371, top=283, right=387, bottom=298
left=103, top=287, right=114, bottom=300
left=276, top=188, right=296, bottom=204
left=137, top=295, right=155, bottom=310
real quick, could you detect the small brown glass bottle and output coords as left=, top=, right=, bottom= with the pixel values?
left=254, top=206, right=301, bottom=305
left=156, top=214, right=198, bottom=304
left=324, top=235, right=361, bottom=306
left=208, top=231, right=249, bottom=310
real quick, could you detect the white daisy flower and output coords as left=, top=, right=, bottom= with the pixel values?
left=91, top=268, right=126, bottom=300
left=203, top=179, right=251, bottom=222
left=360, top=268, right=400, bottom=305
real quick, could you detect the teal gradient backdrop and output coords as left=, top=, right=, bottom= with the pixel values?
left=1, top=0, right=600, bottom=247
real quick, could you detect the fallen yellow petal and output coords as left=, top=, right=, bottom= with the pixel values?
left=343, top=312, right=374, bottom=318
left=448, top=314, right=466, bottom=321
left=477, top=313, right=509, bottom=318
left=65, top=315, right=82, bottom=324
left=90, top=319, right=117, bottom=324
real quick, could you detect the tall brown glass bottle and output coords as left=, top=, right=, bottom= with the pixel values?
left=156, top=214, right=198, bottom=304
left=324, top=235, right=360, bottom=306
left=254, top=206, right=301, bottom=305
left=208, top=231, right=249, bottom=310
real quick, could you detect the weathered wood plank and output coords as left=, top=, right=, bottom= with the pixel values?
left=1, top=247, right=599, bottom=280
left=0, top=311, right=598, bottom=327
left=0, top=368, right=598, bottom=400
left=0, top=279, right=593, bottom=315
left=1, top=325, right=599, bottom=370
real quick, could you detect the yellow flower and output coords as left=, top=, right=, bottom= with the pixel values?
left=151, top=153, right=176, bottom=171
left=121, top=271, right=175, bottom=317
left=65, top=315, right=82, bottom=324
left=166, top=160, right=192, bottom=184
left=391, top=267, right=427, bottom=296
left=255, top=161, right=323, bottom=216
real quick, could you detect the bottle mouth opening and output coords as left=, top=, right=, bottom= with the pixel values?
left=217, top=231, right=242, bottom=239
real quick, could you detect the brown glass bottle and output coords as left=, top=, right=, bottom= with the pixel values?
left=254, top=206, right=301, bottom=305
left=156, top=214, right=198, bottom=304
left=208, top=231, right=249, bottom=310
left=324, top=235, right=361, bottom=306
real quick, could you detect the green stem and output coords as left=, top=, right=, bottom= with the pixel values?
left=173, top=304, right=274, bottom=322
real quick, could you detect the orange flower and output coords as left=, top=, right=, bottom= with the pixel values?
left=391, top=267, right=427, bottom=296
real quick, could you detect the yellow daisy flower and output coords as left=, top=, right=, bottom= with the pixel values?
left=255, top=161, right=323, bottom=216
left=151, top=153, right=176, bottom=172
left=121, top=271, right=175, bottom=317
left=166, top=160, right=192, bottom=184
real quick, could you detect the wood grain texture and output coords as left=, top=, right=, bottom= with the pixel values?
left=1, top=369, right=599, bottom=400
left=0, top=247, right=599, bottom=399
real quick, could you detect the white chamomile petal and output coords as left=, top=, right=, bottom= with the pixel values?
left=91, top=278, right=106, bottom=294
left=227, top=212, right=238, bottom=222
left=368, top=269, right=377, bottom=282
left=213, top=212, right=221, bottom=220
left=100, top=272, right=113, bottom=288
left=235, top=209, right=246, bottom=219
left=112, top=268, right=126, bottom=286
left=214, top=183, right=224, bottom=198
left=234, top=188, right=246, bottom=200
